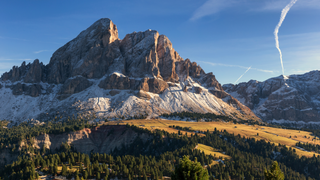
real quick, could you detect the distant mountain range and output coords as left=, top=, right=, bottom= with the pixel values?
left=0, top=18, right=258, bottom=122
left=223, top=71, right=320, bottom=124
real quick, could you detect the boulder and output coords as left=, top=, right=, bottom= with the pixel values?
left=28, top=84, right=42, bottom=97
left=194, top=87, right=202, bottom=94
left=58, top=76, right=92, bottom=99
left=137, top=90, right=151, bottom=100
left=147, top=78, right=168, bottom=94
left=12, top=83, right=26, bottom=96
left=109, top=90, right=121, bottom=96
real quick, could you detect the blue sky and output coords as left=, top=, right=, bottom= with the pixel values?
left=0, top=0, right=319, bottom=85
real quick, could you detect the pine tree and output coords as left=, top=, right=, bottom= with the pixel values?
left=143, top=170, right=147, bottom=180
left=104, top=175, right=108, bottom=180
left=171, top=155, right=209, bottom=180
left=84, top=170, right=88, bottom=179
left=85, top=155, right=91, bottom=168
left=61, top=164, right=68, bottom=177
left=264, top=161, right=284, bottom=180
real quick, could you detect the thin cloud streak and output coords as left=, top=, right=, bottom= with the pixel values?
left=34, top=50, right=50, bottom=54
left=234, top=66, right=251, bottom=84
left=191, top=0, right=320, bottom=21
left=199, top=61, right=273, bottom=73
left=190, top=0, right=235, bottom=21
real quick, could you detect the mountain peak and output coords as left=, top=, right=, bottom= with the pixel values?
left=46, top=18, right=120, bottom=84
left=93, top=18, right=112, bottom=27
left=0, top=18, right=260, bottom=122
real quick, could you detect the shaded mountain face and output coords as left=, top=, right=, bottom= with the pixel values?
left=0, top=18, right=259, bottom=122
left=223, top=71, right=320, bottom=123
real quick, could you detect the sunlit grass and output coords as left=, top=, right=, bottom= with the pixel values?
left=107, top=119, right=320, bottom=158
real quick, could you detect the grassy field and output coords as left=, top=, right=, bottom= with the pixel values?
left=196, top=144, right=231, bottom=160
left=196, top=143, right=231, bottom=166
left=106, top=119, right=320, bottom=158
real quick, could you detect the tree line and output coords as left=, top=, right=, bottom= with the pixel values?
left=0, top=123, right=317, bottom=180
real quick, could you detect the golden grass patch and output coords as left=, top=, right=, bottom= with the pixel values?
left=106, top=119, right=320, bottom=158
left=196, top=144, right=231, bottom=160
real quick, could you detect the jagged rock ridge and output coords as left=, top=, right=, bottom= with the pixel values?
left=223, top=71, right=320, bottom=123
left=0, top=18, right=259, bottom=122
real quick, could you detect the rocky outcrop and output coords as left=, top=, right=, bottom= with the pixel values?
left=147, top=78, right=168, bottom=94
left=99, top=74, right=135, bottom=90
left=99, top=74, right=168, bottom=94
left=139, top=78, right=149, bottom=92
left=11, top=83, right=42, bottom=97
left=120, top=31, right=183, bottom=81
left=157, top=35, right=183, bottom=81
left=109, top=90, right=120, bottom=96
left=137, top=90, right=151, bottom=100
left=200, top=73, right=223, bottom=91
left=193, top=87, right=202, bottom=94
left=176, top=59, right=205, bottom=81
left=1, top=59, right=46, bottom=83
left=58, top=76, right=93, bottom=99
left=223, top=71, right=320, bottom=122
left=24, top=59, right=46, bottom=83
left=32, top=125, right=151, bottom=154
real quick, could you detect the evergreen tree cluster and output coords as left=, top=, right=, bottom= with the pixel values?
left=296, top=141, right=320, bottom=154
left=1, top=124, right=318, bottom=180
left=161, top=112, right=259, bottom=125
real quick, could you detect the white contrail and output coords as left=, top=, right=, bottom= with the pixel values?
left=234, top=66, right=251, bottom=84
left=274, top=0, right=298, bottom=75
left=198, top=61, right=274, bottom=73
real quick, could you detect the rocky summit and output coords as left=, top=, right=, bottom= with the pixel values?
left=223, top=71, right=320, bottom=124
left=0, top=18, right=259, bottom=122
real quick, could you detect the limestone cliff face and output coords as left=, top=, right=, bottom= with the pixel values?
left=1, top=59, right=46, bottom=83
left=32, top=125, right=151, bottom=154
left=0, top=18, right=260, bottom=122
left=223, top=71, right=320, bottom=123
left=47, top=18, right=121, bottom=84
